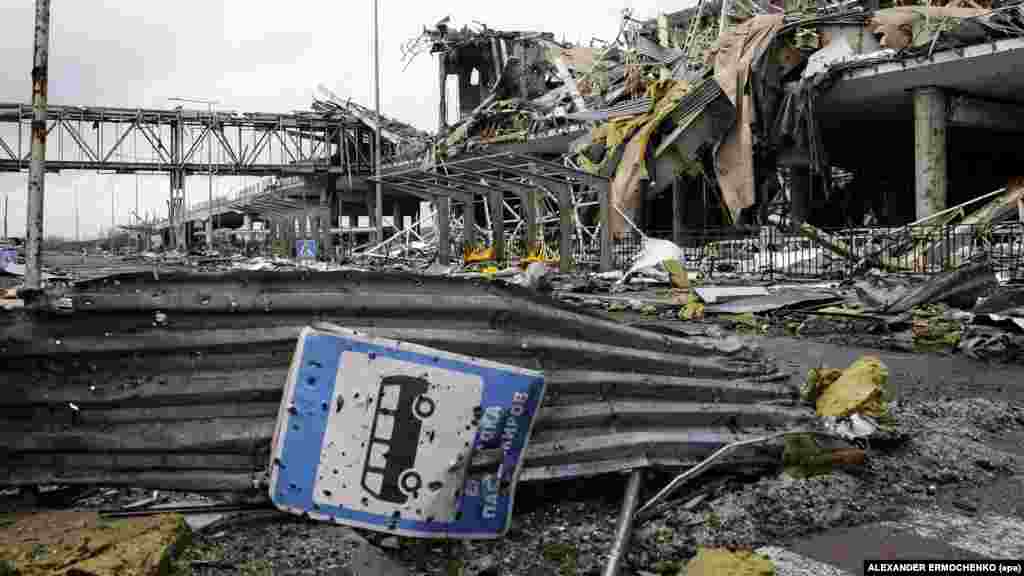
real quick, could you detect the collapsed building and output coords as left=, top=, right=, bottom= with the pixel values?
left=399, top=0, right=1024, bottom=258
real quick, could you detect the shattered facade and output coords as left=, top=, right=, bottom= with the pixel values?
left=408, top=0, right=1024, bottom=262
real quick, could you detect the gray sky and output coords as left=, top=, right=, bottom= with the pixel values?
left=0, top=0, right=684, bottom=240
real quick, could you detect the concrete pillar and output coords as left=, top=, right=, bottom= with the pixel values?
left=790, top=167, right=812, bottom=225
left=320, top=184, right=330, bottom=261
left=393, top=200, right=403, bottom=232
left=463, top=196, right=476, bottom=258
left=489, top=188, right=505, bottom=264
left=438, top=53, right=447, bottom=133
left=437, top=197, right=451, bottom=265
left=913, top=87, right=948, bottom=221
left=285, top=216, right=297, bottom=257
left=367, top=190, right=377, bottom=232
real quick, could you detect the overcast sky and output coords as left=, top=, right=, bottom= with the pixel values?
left=0, top=0, right=686, bottom=240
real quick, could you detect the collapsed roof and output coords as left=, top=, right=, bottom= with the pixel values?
left=404, top=1, right=1024, bottom=237
left=311, top=84, right=433, bottom=163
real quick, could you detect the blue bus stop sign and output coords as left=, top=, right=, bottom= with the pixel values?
left=269, top=324, right=546, bottom=539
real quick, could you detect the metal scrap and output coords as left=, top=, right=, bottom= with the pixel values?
left=0, top=270, right=801, bottom=494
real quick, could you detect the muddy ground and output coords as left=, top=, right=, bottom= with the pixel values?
left=148, top=329, right=1024, bottom=576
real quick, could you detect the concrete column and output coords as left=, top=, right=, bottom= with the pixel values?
left=463, top=196, right=476, bottom=258
left=285, top=216, right=297, bottom=257
left=393, top=200, right=403, bottom=232
left=438, top=53, right=447, bottom=133
left=437, top=197, right=451, bottom=265
left=913, top=87, right=948, bottom=221
left=367, top=192, right=377, bottom=232
left=489, top=189, right=505, bottom=264
left=320, top=182, right=331, bottom=261
left=790, top=167, right=812, bottom=225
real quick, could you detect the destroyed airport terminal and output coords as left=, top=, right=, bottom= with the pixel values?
left=2, top=0, right=1024, bottom=574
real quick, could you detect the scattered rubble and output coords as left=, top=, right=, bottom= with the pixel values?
left=0, top=511, right=189, bottom=576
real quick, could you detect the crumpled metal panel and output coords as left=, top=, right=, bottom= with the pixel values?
left=0, top=271, right=804, bottom=493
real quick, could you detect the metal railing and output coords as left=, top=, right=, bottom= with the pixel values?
left=597, top=223, right=1024, bottom=280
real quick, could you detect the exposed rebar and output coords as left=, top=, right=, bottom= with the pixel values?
left=603, top=469, right=644, bottom=576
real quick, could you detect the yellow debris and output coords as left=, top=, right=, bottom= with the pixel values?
left=802, top=367, right=843, bottom=403
left=0, top=511, right=189, bottom=576
left=678, top=290, right=705, bottom=321
left=662, top=259, right=690, bottom=290
left=685, top=547, right=775, bottom=576
left=464, top=246, right=495, bottom=264
left=815, top=356, right=890, bottom=418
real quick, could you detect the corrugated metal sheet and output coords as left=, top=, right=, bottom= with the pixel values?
left=566, top=98, right=652, bottom=122
left=0, top=271, right=808, bottom=493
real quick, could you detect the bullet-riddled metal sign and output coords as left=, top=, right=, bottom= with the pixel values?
left=269, top=324, right=546, bottom=539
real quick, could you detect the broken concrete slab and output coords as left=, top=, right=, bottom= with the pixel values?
left=694, top=286, right=771, bottom=304
left=703, top=289, right=841, bottom=315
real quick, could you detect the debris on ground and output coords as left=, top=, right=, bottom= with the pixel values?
left=782, top=434, right=866, bottom=479
left=684, top=547, right=775, bottom=576
left=0, top=511, right=189, bottom=576
left=814, top=356, right=890, bottom=419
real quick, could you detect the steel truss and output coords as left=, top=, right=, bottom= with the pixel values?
left=0, top=104, right=376, bottom=176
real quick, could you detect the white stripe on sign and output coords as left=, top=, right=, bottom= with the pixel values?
left=881, top=508, right=1024, bottom=559
left=755, top=546, right=853, bottom=576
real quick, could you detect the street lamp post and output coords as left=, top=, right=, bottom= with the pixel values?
left=169, top=97, right=218, bottom=251
left=373, top=0, right=383, bottom=244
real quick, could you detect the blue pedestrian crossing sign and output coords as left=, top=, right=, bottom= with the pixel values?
left=269, top=324, right=547, bottom=539
left=295, top=239, right=317, bottom=259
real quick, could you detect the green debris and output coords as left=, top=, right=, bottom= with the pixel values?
left=782, top=434, right=866, bottom=478
left=446, top=557, right=466, bottom=576
left=641, top=304, right=659, bottom=316
left=542, top=542, right=578, bottom=576
left=0, top=560, right=19, bottom=576
left=663, top=259, right=690, bottom=289
left=911, top=305, right=962, bottom=351
left=724, top=312, right=763, bottom=334
left=816, top=305, right=864, bottom=316
left=169, top=540, right=227, bottom=576
left=240, top=559, right=273, bottom=576
left=783, top=434, right=833, bottom=478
